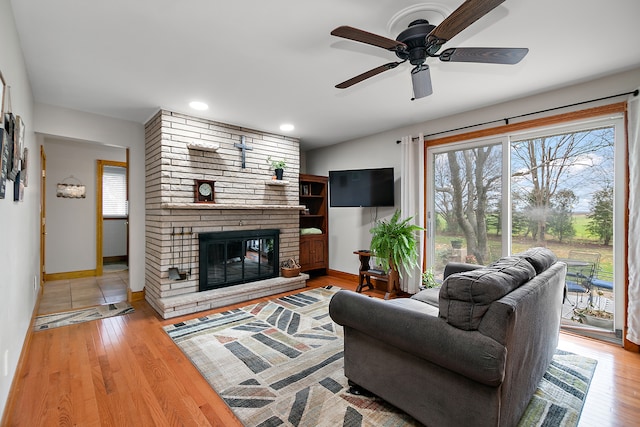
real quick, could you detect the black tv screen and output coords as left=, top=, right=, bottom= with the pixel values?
left=329, top=167, right=394, bottom=207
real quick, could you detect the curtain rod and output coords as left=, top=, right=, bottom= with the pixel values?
left=396, top=89, right=639, bottom=143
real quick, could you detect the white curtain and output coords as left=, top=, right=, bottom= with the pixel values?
left=400, top=134, right=425, bottom=294
left=627, top=90, right=640, bottom=345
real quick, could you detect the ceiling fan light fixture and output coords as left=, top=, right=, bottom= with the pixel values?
left=332, top=1, right=525, bottom=97
left=411, top=65, right=433, bottom=100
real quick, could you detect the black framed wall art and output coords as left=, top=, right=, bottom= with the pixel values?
left=4, top=113, right=15, bottom=180
left=9, top=115, right=23, bottom=180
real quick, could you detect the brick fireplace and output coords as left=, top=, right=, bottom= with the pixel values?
left=144, top=110, right=307, bottom=319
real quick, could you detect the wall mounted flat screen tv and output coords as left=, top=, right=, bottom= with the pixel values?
left=329, top=167, right=394, bottom=207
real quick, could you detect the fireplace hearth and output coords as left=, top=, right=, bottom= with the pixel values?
left=199, top=229, right=280, bottom=292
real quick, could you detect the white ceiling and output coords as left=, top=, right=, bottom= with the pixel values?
left=10, top=0, right=640, bottom=151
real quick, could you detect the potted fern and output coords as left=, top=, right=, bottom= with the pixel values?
left=369, top=210, right=424, bottom=280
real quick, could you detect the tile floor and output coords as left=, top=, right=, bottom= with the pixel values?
left=38, top=268, right=129, bottom=315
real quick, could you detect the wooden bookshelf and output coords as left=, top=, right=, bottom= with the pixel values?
left=299, top=174, right=328, bottom=273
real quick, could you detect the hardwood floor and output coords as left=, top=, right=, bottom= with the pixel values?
left=3, top=274, right=639, bottom=426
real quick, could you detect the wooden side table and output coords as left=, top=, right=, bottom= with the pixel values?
left=353, top=250, right=399, bottom=300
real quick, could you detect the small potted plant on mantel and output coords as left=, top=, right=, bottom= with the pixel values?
left=267, top=156, right=286, bottom=180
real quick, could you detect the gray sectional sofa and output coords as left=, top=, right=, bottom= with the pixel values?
left=329, top=247, right=566, bottom=427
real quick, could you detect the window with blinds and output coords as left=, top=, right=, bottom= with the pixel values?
left=103, top=166, right=128, bottom=218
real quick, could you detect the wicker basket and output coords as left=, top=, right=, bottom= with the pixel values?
left=281, top=258, right=301, bottom=277
left=281, top=266, right=301, bottom=278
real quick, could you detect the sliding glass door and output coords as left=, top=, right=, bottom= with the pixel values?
left=427, top=138, right=504, bottom=280
left=426, top=116, right=625, bottom=340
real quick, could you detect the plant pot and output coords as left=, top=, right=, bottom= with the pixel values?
left=583, top=313, right=613, bottom=329
left=274, top=168, right=284, bottom=180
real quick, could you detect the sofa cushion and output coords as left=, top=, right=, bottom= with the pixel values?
left=411, top=286, right=441, bottom=307
left=387, top=298, right=440, bottom=317
left=517, top=247, right=557, bottom=274
left=439, top=256, right=536, bottom=330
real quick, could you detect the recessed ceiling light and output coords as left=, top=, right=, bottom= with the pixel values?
left=280, top=123, right=295, bottom=132
left=189, top=101, right=208, bottom=111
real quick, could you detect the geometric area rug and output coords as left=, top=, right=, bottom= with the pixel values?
left=34, top=301, right=134, bottom=331
left=163, top=286, right=597, bottom=427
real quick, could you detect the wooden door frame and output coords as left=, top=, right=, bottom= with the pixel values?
left=40, top=145, right=46, bottom=288
left=96, top=158, right=128, bottom=276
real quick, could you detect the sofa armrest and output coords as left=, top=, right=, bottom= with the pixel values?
left=443, top=262, right=484, bottom=279
left=329, top=290, right=507, bottom=387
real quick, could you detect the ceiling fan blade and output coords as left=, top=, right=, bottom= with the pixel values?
left=331, top=26, right=407, bottom=52
left=439, top=47, right=528, bottom=64
left=429, top=0, right=506, bottom=43
left=411, top=65, right=433, bottom=99
left=335, top=62, right=402, bottom=89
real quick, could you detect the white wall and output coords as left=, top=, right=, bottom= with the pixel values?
left=306, top=67, right=640, bottom=276
left=44, top=137, right=126, bottom=273
left=0, top=0, right=38, bottom=416
left=304, top=134, right=401, bottom=274
left=104, top=219, right=127, bottom=258
left=34, top=103, right=145, bottom=292
left=0, top=2, right=145, bottom=414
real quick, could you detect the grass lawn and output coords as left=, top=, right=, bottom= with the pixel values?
left=434, top=218, right=613, bottom=276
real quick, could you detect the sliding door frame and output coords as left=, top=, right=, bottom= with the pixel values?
left=424, top=102, right=633, bottom=350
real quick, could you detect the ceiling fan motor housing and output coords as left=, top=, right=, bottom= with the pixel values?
left=395, top=19, right=436, bottom=65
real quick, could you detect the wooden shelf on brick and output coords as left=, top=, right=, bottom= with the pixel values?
left=265, top=180, right=289, bottom=186
left=162, top=202, right=304, bottom=210
left=186, top=141, right=220, bottom=152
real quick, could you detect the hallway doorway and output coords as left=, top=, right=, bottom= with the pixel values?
left=96, top=159, right=129, bottom=276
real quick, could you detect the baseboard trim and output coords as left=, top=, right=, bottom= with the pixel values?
left=103, top=255, right=128, bottom=263
left=327, top=269, right=357, bottom=281
left=44, top=269, right=96, bottom=281
left=128, top=288, right=145, bottom=303
left=1, top=282, right=42, bottom=425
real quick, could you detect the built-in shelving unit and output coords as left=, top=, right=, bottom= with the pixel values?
left=299, top=174, right=328, bottom=273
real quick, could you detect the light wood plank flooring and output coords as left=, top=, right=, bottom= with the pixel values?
left=3, top=274, right=639, bottom=426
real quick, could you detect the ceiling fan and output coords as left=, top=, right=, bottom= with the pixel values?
left=331, top=0, right=528, bottom=99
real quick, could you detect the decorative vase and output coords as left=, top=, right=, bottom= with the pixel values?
left=274, top=168, right=284, bottom=180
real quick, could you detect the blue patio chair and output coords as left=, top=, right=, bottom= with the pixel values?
left=564, top=250, right=601, bottom=306
left=591, top=270, right=613, bottom=292
left=565, top=277, right=590, bottom=305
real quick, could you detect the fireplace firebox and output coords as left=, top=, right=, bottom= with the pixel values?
left=198, top=229, right=280, bottom=292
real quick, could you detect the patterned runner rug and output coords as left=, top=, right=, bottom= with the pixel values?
left=34, top=301, right=134, bottom=331
left=164, top=286, right=596, bottom=427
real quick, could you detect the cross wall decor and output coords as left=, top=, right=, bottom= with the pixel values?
left=234, top=135, right=253, bottom=169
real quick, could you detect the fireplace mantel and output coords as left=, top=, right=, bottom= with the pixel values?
left=162, top=203, right=305, bottom=210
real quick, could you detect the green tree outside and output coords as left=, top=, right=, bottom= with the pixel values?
left=586, top=186, right=614, bottom=245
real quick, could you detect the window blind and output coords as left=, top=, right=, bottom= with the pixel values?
left=103, top=166, right=128, bottom=218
